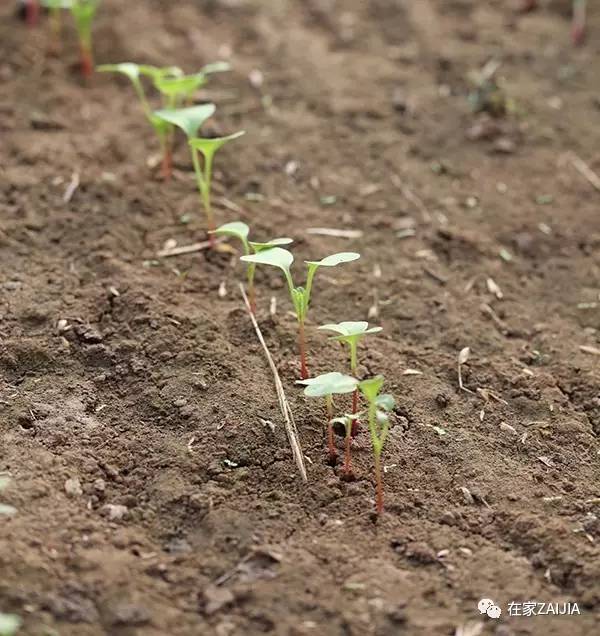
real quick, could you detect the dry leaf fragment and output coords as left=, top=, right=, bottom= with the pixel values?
left=486, top=277, right=503, bottom=299
left=458, top=347, right=470, bottom=365
left=403, top=369, right=423, bottom=376
left=580, top=345, right=600, bottom=356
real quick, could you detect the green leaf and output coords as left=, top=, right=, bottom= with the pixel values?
left=249, top=238, right=293, bottom=253
left=138, top=65, right=182, bottom=81
left=154, top=73, right=207, bottom=98
left=359, top=376, right=385, bottom=403
left=297, top=372, right=358, bottom=398
left=97, top=62, right=141, bottom=82
left=153, top=104, right=216, bottom=139
left=189, top=131, right=246, bottom=158
left=305, top=252, right=360, bottom=268
left=319, top=321, right=382, bottom=341
left=211, top=221, right=250, bottom=242
left=0, top=613, right=21, bottom=636
left=240, top=247, right=293, bottom=272
left=201, top=61, right=231, bottom=75
left=0, top=477, right=10, bottom=491
left=376, top=393, right=395, bottom=412
left=41, top=0, right=72, bottom=8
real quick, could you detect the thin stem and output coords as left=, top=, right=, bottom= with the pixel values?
left=298, top=320, right=308, bottom=380
left=326, top=395, right=336, bottom=461
left=350, top=344, right=359, bottom=435
left=344, top=419, right=352, bottom=476
left=304, top=265, right=318, bottom=310
left=27, top=0, right=39, bottom=26
left=191, top=148, right=214, bottom=245
left=572, top=0, right=586, bottom=45
left=79, top=40, right=93, bottom=79
left=159, top=132, right=172, bottom=180
left=374, top=451, right=384, bottom=514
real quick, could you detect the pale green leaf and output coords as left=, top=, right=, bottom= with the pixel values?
left=240, top=247, right=293, bottom=271
left=0, top=504, right=16, bottom=516
left=359, top=376, right=385, bottom=403
left=211, top=221, right=250, bottom=242
left=297, top=372, right=358, bottom=398
left=376, top=394, right=395, bottom=412
left=97, top=62, right=140, bottom=82
left=154, top=73, right=207, bottom=98
left=153, top=104, right=216, bottom=139
left=249, top=238, right=293, bottom=253
left=201, top=61, right=231, bottom=75
left=305, top=252, right=360, bottom=268
left=189, top=131, right=246, bottom=157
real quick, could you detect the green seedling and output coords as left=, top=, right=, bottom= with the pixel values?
left=241, top=249, right=360, bottom=379
left=297, top=372, right=358, bottom=464
left=188, top=132, right=245, bottom=244
left=154, top=106, right=243, bottom=242
left=65, top=0, right=100, bottom=78
left=153, top=103, right=217, bottom=184
left=98, top=62, right=229, bottom=178
left=210, top=221, right=292, bottom=312
left=572, top=0, right=586, bottom=45
left=359, top=376, right=395, bottom=515
left=41, top=0, right=69, bottom=40
left=319, top=321, right=382, bottom=418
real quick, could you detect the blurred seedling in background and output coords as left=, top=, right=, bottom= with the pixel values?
left=468, top=59, right=514, bottom=118
left=241, top=249, right=360, bottom=378
left=154, top=107, right=244, bottom=242
left=41, top=0, right=66, bottom=43
left=318, top=321, right=382, bottom=422
left=66, top=0, right=100, bottom=78
left=210, top=221, right=292, bottom=312
left=98, top=62, right=229, bottom=178
left=359, top=376, right=395, bottom=515
left=297, top=372, right=358, bottom=465
left=572, top=0, right=586, bottom=46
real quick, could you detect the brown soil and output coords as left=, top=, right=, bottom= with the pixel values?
left=1, top=1, right=600, bottom=635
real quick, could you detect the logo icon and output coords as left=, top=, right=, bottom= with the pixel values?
left=478, top=598, right=502, bottom=619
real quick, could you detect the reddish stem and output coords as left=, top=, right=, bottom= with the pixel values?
left=343, top=429, right=352, bottom=476
left=26, top=0, right=39, bottom=26
left=298, top=321, right=308, bottom=380
left=572, top=23, right=585, bottom=46
left=375, top=453, right=384, bottom=514
left=572, top=1, right=586, bottom=46
left=326, top=397, right=336, bottom=463
left=248, top=286, right=257, bottom=315
left=80, top=44, right=93, bottom=79
left=351, top=389, right=360, bottom=437
left=161, top=148, right=172, bottom=180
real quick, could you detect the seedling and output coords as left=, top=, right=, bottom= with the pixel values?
left=60, top=0, right=101, bottom=78
left=329, top=412, right=361, bottom=478
left=359, top=376, right=395, bottom=514
left=572, top=0, right=586, bottom=46
left=210, top=221, right=292, bottom=312
left=241, top=249, right=360, bottom=378
left=318, top=321, right=382, bottom=417
left=297, top=372, right=358, bottom=464
left=26, top=0, right=40, bottom=26
left=98, top=62, right=229, bottom=178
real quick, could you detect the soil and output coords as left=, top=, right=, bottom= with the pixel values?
left=1, top=1, right=600, bottom=635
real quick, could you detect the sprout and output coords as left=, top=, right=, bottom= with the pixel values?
left=359, top=376, right=395, bottom=514
left=188, top=132, right=245, bottom=244
left=98, top=62, right=228, bottom=179
left=67, top=0, right=100, bottom=78
left=241, top=249, right=360, bottom=378
left=572, top=0, right=586, bottom=46
left=26, top=0, right=40, bottom=26
left=41, top=0, right=67, bottom=40
left=211, top=221, right=292, bottom=313
left=297, top=372, right=358, bottom=464
left=318, top=321, right=382, bottom=416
